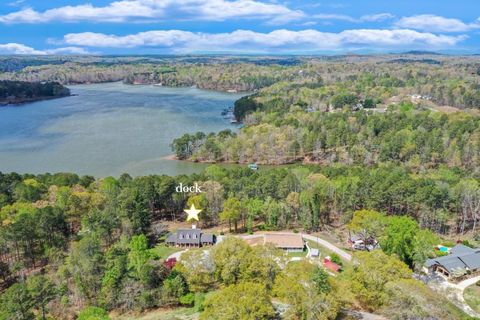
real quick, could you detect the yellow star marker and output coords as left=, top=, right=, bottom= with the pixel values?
left=185, top=204, right=202, bottom=222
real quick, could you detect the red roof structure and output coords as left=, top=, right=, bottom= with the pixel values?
left=323, top=258, right=341, bottom=272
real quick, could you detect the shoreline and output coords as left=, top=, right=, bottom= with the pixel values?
left=0, top=94, right=72, bottom=107
left=162, top=154, right=300, bottom=166
left=65, top=80, right=253, bottom=94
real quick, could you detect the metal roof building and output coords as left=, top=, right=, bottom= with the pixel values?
left=425, top=244, right=480, bottom=279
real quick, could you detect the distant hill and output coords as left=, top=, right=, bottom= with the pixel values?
left=401, top=50, right=443, bottom=55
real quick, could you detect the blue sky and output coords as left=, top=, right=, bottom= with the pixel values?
left=0, top=0, right=479, bottom=55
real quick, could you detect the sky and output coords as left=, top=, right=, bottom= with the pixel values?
left=0, top=0, right=479, bottom=55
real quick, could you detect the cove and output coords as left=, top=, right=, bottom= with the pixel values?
left=0, top=82, right=245, bottom=177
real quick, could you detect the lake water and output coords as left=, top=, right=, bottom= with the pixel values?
left=0, top=82, right=245, bottom=177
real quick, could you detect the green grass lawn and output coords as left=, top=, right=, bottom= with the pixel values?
left=287, top=250, right=308, bottom=257
left=464, top=283, right=480, bottom=314
left=305, top=240, right=349, bottom=264
left=150, top=244, right=182, bottom=260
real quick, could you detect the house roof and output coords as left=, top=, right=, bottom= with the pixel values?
left=166, top=229, right=216, bottom=245
left=175, top=228, right=202, bottom=245
left=425, top=244, right=480, bottom=273
left=460, top=253, right=480, bottom=270
left=201, top=233, right=215, bottom=243
left=451, top=244, right=475, bottom=255
left=244, top=236, right=265, bottom=246
left=166, top=233, right=176, bottom=243
left=324, top=260, right=341, bottom=272
left=264, top=233, right=304, bottom=249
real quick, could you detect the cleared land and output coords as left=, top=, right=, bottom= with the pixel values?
left=464, top=283, right=480, bottom=314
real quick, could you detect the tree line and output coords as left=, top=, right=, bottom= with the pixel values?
left=0, top=162, right=477, bottom=318
left=0, top=80, right=70, bottom=104
left=2, top=55, right=480, bottom=108
left=173, top=104, right=480, bottom=172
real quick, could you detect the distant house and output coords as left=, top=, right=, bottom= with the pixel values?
left=425, top=244, right=480, bottom=279
left=264, top=233, right=305, bottom=253
left=166, top=228, right=216, bottom=247
left=411, top=94, right=422, bottom=100
left=348, top=233, right=379, bottom=251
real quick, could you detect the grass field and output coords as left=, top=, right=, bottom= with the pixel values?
left=306, top=240, right=350, bottom=265
left=287, top=250, right=308, bottom=257
left=464, top=283, right=480, bottom=314
left=150, top=244, right=182, bottom=260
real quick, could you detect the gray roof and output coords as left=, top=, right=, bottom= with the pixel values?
left=166, top=228, right=216, bottom=245
left=460, top=253, right=480, bottom=270
left=166, top=233, right=176, bottom=243
left=201, top=233, right=215, bottom=243
left=175, top=228, right=201, bottom=245
left=450, top=244, right=475, bottom=255
left=425, top=244, right=480, bottom=273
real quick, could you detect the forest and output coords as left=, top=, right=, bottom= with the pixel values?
left=1, top=54, right=480, bottom=319
left=172, top=103, right=480, bottom=171
left=0, top=162, right=479, bottom=319
left=1, top=54, right=480, bottom=107
left=0, top=81, right=70, bottom=105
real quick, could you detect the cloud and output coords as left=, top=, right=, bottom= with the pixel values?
left=7, top=0, right=26, bottom=7
left=0, top=43, right=92, bottom=55
left=313, top=12, right=395, bottom=23
left=45, top=47, right=92, bottom=55
left=395, top=15, right=480, bottom=32
left=60, top=29, right=466, bottom=53
left=0, top=43, right=46, bottom=55
left=313, top=14, right=357, bottom=23
left=360, top=13, right=395, bottom=22
left=0, top=0, right=304, bottom=24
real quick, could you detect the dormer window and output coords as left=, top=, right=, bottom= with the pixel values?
left=193, top=234, right=197, bottom=239
left=186, top=234, right=190, bottom=239
left=179, top=234, right=184, bottom=239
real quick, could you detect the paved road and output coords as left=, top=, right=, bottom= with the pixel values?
left=301, top=234, right=352, bottom=261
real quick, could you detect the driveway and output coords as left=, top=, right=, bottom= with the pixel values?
left=301, top=234, right=352, bottom=261
left=456, top=275, right=480, bottom=291
left=166, top=249, right=187, bottom=261
left=426, top=274, right=480, bottom=318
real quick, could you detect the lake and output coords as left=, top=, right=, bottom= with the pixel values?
left=0, top=82, right=245, bottom=177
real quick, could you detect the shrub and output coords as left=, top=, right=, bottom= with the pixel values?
left=179, top=293, right=195, bottom=306
left=330, top=253, right=342, bottom=266
left=78, top=306, right=110, bottom=320
left=195, top=292, right=206, bottom=311
left=462, top=240, right=474, bottom=248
